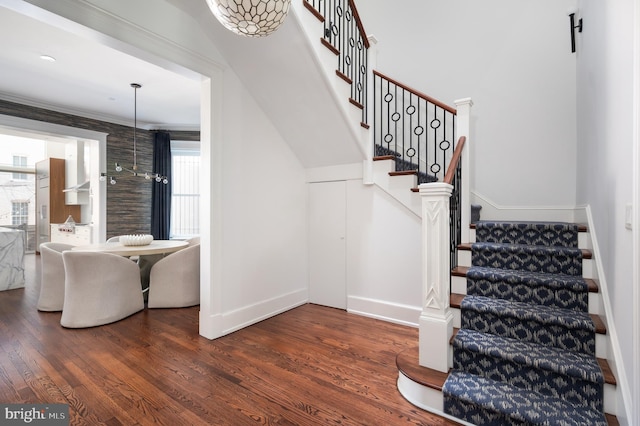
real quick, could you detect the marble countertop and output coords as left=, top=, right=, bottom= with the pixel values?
left=0, top=227, right=25, bottom=290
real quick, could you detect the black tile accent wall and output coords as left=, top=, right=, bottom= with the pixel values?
left=0, top=100, right=200, bottom=239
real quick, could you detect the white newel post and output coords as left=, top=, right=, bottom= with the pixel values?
left=454, top=97, right=473, bottom=244
left=418, top=182, right=454, bottom=372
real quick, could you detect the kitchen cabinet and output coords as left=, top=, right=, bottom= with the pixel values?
left=50, top=224, right=92, bottom=246
left=36, top=158, right=81, bottom=253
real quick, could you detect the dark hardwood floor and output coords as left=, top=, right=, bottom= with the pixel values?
left=0, top=254, right=461, bottom=425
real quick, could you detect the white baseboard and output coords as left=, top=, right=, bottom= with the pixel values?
left=584, top=206, right=632, bottom=421
left=347, top=295, right=421, bottom=327
left=471, top=191, right=582, bottom=223
left=199, top=288, right=308, bottom=339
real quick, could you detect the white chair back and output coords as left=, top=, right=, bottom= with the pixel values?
left=37, top=242, right=74, bottom=311
left=60, top=251, right=144, bottom=328
left=148, top=244, right=200, bottom=308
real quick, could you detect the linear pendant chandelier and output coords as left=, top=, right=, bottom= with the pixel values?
left=205, top=0, right=292, bottom=37
left=100, top=83, right=168, bottom=185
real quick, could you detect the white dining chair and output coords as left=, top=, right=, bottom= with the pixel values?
left=147, top=241, right=200, bottom=308
left=37, top=242, right=75, bottom=312
left=60, top=251, right=144, bottom=328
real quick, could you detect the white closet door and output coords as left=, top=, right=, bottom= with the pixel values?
left=308, top=181, right=346, bottom=309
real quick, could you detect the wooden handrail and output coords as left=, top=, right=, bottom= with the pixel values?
left=348, top=0, right=370, bottom=49
left=443, top=136, right=466, bottom=184
left=373, top=70, right=457, bottom=115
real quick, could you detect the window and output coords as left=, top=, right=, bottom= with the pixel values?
left=170, top=141, right=200, bottom=238
left=11, top=201, right=29, bottom=225
left=13, top=156, right=27, bottom=180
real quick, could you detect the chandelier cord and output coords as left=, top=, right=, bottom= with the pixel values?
left=132, top=83, right=138, bottom=171
left=101, top=82, right=168, bottom=185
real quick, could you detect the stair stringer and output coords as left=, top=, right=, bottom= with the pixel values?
left=372, top=158, right=422, bottom=218
left=289, top=1, right=370, bottom=160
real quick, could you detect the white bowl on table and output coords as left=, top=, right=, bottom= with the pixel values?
left=120, top=234, right=154, bottom=246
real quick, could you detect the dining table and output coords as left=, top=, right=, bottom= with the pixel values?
left=71, top=239, right=188, bottom=256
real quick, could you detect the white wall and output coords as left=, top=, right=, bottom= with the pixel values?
left=576, top=0, right=636, bottom=422
left=357, top=0, right=578, bottom=212
left=346, top=180, right=422, bottom=325
left=306, top=163, right=423, bottom=326
left=219, top=70, right=308, bottom=329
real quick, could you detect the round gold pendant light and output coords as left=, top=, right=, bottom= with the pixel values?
left=205, top=0, right=292, bottom=37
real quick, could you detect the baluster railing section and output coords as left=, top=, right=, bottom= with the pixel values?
left=444, top=136, right=467, bottom=275
left=373, top=70, right=457, bottom=185
left=305, top=0, right=370, bottom=126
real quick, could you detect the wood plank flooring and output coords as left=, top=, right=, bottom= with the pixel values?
left=0, top=254, right=460, bottom=425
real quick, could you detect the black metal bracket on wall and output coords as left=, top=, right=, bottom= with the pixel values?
left=569, top=12, right=583, bottom=53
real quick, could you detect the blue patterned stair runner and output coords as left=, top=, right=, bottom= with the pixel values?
left=461, top=295, right=595, bottom=354
left=466, top=266, right=589, bottom=311
left=474, top=221, right=579, bottom=247
left=443, top=371, right=607, bottom=426
left=471, top=242, right=583, bottom=275
left=443, top=220, right=607, bottom=425
left=452, top=328, right=604, bottom=411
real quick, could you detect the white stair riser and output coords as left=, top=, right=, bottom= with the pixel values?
left=451, top=276, right=466, bottom=295
left=372, top=160, right=422, bottom=217
left=604, top=383, right=616, bottom=415
left=589, top=292, right=604, bottom=316
left=388, top=173, right=417, bottom=189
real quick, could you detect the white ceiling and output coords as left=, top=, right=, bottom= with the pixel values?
left=0, top=4, right=202, bottom=131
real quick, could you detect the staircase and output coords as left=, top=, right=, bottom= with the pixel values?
left=444, top=221, right=617, bottom=425
left=298, top=1, right=619, bottom=424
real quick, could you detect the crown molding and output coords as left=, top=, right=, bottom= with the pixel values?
left=19, top=0, right=226, bottom=77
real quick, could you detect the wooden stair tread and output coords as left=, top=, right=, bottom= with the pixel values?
left=605, top=413, right=620, bottom=426
left=302, top=0, right=324, bottom=22
left=451, top=265, right=468, bottom=277
left=349, top=98, right=364, bottom=110
left=336, top=70, right=351, bottom=84
left=373, top=155, right=396, bottom=161
left=598, top=358, right=617, bottom=386
left=458, top=242, right=473, bottom=251
left=450, top=293, right=465, bottom=309
left=591, top=314, right=607, bottom=334
left=389, top=170, right=417, bottom=177
left=320, top=37, right=339, bottom=55
left=396, top=347, right=448, bottom=391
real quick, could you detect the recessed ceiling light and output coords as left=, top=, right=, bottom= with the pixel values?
left=40, top=55, right=56, bottom=62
